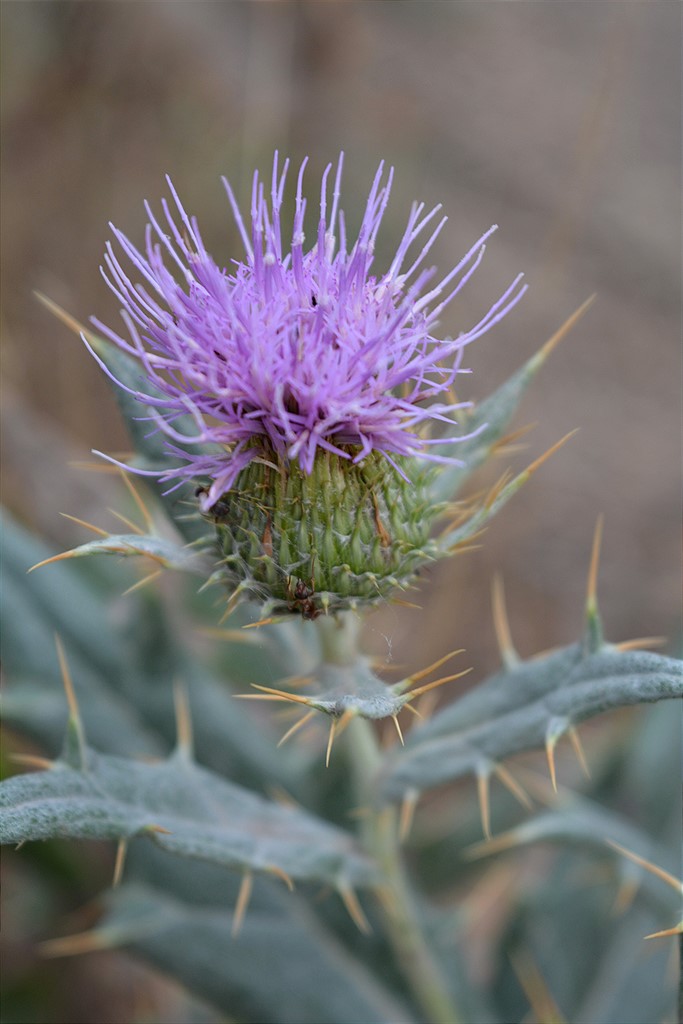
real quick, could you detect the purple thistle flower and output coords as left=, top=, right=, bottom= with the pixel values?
left=90, top=154, right=526, bottom=511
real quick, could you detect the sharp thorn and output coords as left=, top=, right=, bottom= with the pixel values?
left=492, top=762, right=533, bottom=809
left=523, top=430, right=579, bottom=480
left=545, top=733, right=559, bottom=793
left=401, top=648, right=466, bottom=688
left=107, top=507, right=144, bottom=535
left=586, top=514, right=603, bottom=615
left=606, top=840, right=682, bottom=893
left=615, top=635, right=667, bottom=652
left=267, top=865, right=295, bottom=891
left=509, top=947, right=567, bottom=1024
left=119, top=470, right=155, bottom=533
left=10, top=753, right=54, bottom=770
left=492, top=574, right=519, bottom=668
left=245, top=684, right=314, bottom=707
left=533, top=294, right=596, bottom=367
left=277, top=709, right=317, bottom=748
left=339, top=885, right=371, bottom=935
left=406, top=665, right=473, bottom=700
left=58, top=513, right=109, bottom=537
left=567, top=726, right=590, bottom=779
left=112, top=839, right=127, bottom=887
left=399, top=789, right=419, bottom=843
left=645, top=924, right=682, bottom=940
left=55, top=634, right=86, bottom=766
left=173, top=681, right=194, bottom=758
left=232, top=871, right=253, bottom=939
left=39, top=930, right=109, bottom=959
left=122, top=569, right=164, bottom=596
left=477, top=769, right=492, bottom=840
left=325, top=719, right=337, bottom=768
left=392, top=715, right=405, bottom=746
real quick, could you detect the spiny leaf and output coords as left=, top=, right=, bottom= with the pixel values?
left=381, top=647, right=683, bottom=801
left=59, top=883, right=416, bottom=1024
left=0, top=746, right=376, bottom=889
left=30, top=532, right=206, bottom=574
left=430, top=297, right=594, bottom=504
left=1, top=515, right=306, bottom=790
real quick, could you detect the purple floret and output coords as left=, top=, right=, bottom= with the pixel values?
left=89, top=154, right=526, bottom=510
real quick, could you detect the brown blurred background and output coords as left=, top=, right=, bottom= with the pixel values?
left=2, top=0, right=680, bottom=670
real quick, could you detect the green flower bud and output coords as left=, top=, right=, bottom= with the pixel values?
left=208, top=450, right=442, bottom=618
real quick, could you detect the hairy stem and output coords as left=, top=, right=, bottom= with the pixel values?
left=349, top=717, right=462, bottom=1024
left=317, top=614, right=462, bottom=1024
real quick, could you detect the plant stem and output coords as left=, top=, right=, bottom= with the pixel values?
left=314, top=612, right=462, bottom=1024
left=347, top=714, right=463, bottom=1024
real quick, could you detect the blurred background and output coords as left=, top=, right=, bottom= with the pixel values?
left=1, top=2, right=680, bottom=1021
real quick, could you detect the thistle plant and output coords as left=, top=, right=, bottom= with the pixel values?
left=2, top=155, right=681, bottom=1024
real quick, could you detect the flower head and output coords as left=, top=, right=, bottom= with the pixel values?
left=91, top=154, right=525, bottom=511
left=90, top=154, right=526, bottom=616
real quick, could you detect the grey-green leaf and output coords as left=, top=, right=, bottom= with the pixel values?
left=0, top=747, right=376, bottom=889
left=382, top=647, right=683, bottom=800
left=80, top=883, right=416, bottom=1024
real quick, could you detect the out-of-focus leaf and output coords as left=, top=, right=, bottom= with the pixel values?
left=0, top=747, right=376, bottom=889
left=74, top=883, right=416, bottom=1024
left=491, top=851, right=675, bottom=1024
left=2, top=514, right=303, bottom=789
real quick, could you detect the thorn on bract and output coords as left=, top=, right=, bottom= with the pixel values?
left=267, top=865, right=295, bottom=891
left=406, top=666, right=473, bottom=701
left=122, top=569, right=164, bottom=596
left=522, top=430, right=578, bottom=481
left=232, top=871, right=253, bottom=938
left=173, top=682, right=194, bottom=759
left=545, top=733, right=559, bottom=793
left=40, top=930, right=110, bottom=959
left=120, top=470, right=155, bottom=533
left=615, top=635, right=667, bottom=652
left=476, top=768, right=492, bottom=840
left=645, top=923, right=682, bottom=940
left=55, top=634, right=86, bottom=769
left=400, top=648, right=466, bottom=689
left=399, top=789, right=419, bottom=842
left=325, top=719, right=337, bottom=767
left=606, top=840, right=682, bottom=893
left=464, top=829, right=523, bottom=861
left=509, top=948, right=567, bottom=1024
left=238, top=684, right=314, bottom=707
left=112, top=839, right=127, bottom=887
left=391, top=715, right=404, bottom=746
left=277, top=709, right=317, bottom=748
left=339, top=885, right=371, bottom=935
left=10, top=753, right=54, bottom=771
left=59, top=512, right=110, bottom=537
left=492, top=763, right=532, bottom=809
left=107, top=506, right=144, bottom=535
left=585, top=514, right=603, bottom=613
left=492, top=574, right=519, bottom=668
left=567, top=726, right=590, bottom=779
left=532, top=294, right=596, bottom=370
